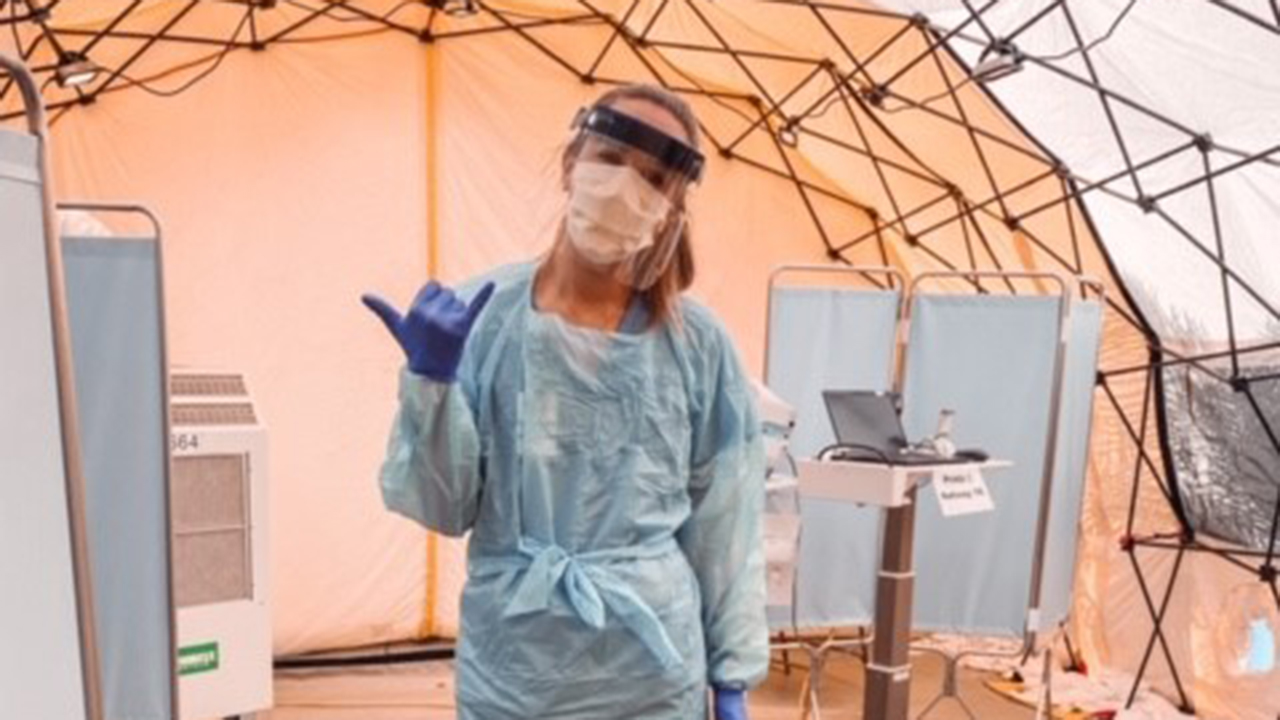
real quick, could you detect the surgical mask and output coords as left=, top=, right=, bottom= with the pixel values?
left=565, top=161, right=673, bottom=266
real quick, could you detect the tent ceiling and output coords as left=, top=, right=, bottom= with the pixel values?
left=4, top=5, right=1273, bottom=348
left=0, top=0, right=1145, bottom=309
left=16, top=0, right=1267, bottom=350
left=875, top=0, right=1280, bottom=349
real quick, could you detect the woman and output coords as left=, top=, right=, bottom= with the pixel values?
left=363, top=84, right=766, bottom=719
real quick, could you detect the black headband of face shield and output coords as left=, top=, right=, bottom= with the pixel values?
left=571, top=105, right=705, bottom=183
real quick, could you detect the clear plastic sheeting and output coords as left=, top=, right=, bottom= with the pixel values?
left=994, top=659, right=1197, bottom=720
left=915, top=634, right=1198, bottom=718
left=1163, top=355, right=1280, bottom=552
left=752, top=380, right=803, bottom=611
left=762, top=477, right=801, bottom=610
left=877, top=0, right=1280, bottom=345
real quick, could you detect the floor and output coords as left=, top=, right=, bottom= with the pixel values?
left=264, top=647, right=1037, bottom=719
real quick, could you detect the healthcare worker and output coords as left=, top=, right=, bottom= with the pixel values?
left=363, top=84, right=767, bottom=719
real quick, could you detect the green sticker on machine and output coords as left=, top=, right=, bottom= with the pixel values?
left=178, top=642, right=220, bottom=676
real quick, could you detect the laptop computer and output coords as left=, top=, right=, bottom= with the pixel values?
left=821, top=390, right=984, bottom=466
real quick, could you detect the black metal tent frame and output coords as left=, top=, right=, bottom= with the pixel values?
left=3, top=0, right=1278, bottom=711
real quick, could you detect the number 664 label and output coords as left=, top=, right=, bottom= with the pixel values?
left=171, top=433, right=201, bottom=452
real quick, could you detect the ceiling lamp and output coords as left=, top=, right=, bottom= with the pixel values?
left=973, top=41, right=1024, bottom=83
left=55, top=52, right=99, bottom=88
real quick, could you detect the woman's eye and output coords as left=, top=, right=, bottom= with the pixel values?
left=598, top=151, right=625, bottom=165
left=644, top=172, right=666, bottom=187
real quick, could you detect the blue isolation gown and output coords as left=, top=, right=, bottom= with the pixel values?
left=378, top=263, right=767, bottom=718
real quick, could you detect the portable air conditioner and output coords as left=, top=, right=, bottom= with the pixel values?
left=169, top=371, right=272, bottom=720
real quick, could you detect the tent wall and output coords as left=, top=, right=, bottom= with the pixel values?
left=41, top=27, right=833, bottom=653
left=47, top=35, right=435, bottom=655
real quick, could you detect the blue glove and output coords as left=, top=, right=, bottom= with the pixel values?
left=362, top=280, right=495, bottom=382
left=713, top=687, right=748, bottom=720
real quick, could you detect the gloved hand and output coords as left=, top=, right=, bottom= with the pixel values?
left=362, top=280, right=495, bottom=382
left=713, top=687, right=748, bottom=720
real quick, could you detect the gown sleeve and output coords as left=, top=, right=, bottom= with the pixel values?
left=676, top=311, right=770, bottom=690
left=378, top=369, right=483, bottom=537
left=377, top=278, right=493, bottom=537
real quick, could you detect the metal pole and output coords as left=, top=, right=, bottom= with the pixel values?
left=863, top=274, right=920, bottom=720
left=863, top=478, right=922, bottom=720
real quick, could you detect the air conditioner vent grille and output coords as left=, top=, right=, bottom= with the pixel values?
left=172, top=455, right=252, bottom=608
left=172, top=403, right=256, bottom=427
left=170, top=374, right=248, bottom=398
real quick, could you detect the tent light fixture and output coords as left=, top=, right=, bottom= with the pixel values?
left=56, top=52, right=100, bottom=88
left=430, top=0, right=478, bottom=17
left=973, top=40, right=1023, bottom=83
left=777, top=120, right=799, bottom=148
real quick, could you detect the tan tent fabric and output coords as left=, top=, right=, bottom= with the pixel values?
left=33, top=32, right=438, bottom=654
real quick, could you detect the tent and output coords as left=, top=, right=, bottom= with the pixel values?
left=2, top=1, right=1276, bottom=717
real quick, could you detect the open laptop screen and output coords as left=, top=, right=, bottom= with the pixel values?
left=822, top=390, right=908, bottom=453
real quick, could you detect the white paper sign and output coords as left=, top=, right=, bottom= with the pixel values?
left=932, top=465, right=995, bottom=517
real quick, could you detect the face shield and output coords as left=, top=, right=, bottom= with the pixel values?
left=564, top=104, right=704, bottom=290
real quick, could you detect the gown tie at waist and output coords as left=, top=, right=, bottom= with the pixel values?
left=470, top=536, right=684, bottom=670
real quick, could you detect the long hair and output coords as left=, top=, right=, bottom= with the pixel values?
left=562, top=84, right=700, bottom=327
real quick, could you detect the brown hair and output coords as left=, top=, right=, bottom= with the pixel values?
left=563, top=84, right=700, bottom=328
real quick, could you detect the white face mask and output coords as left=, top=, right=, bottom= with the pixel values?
left=565, top=161, right=673, bottom=266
